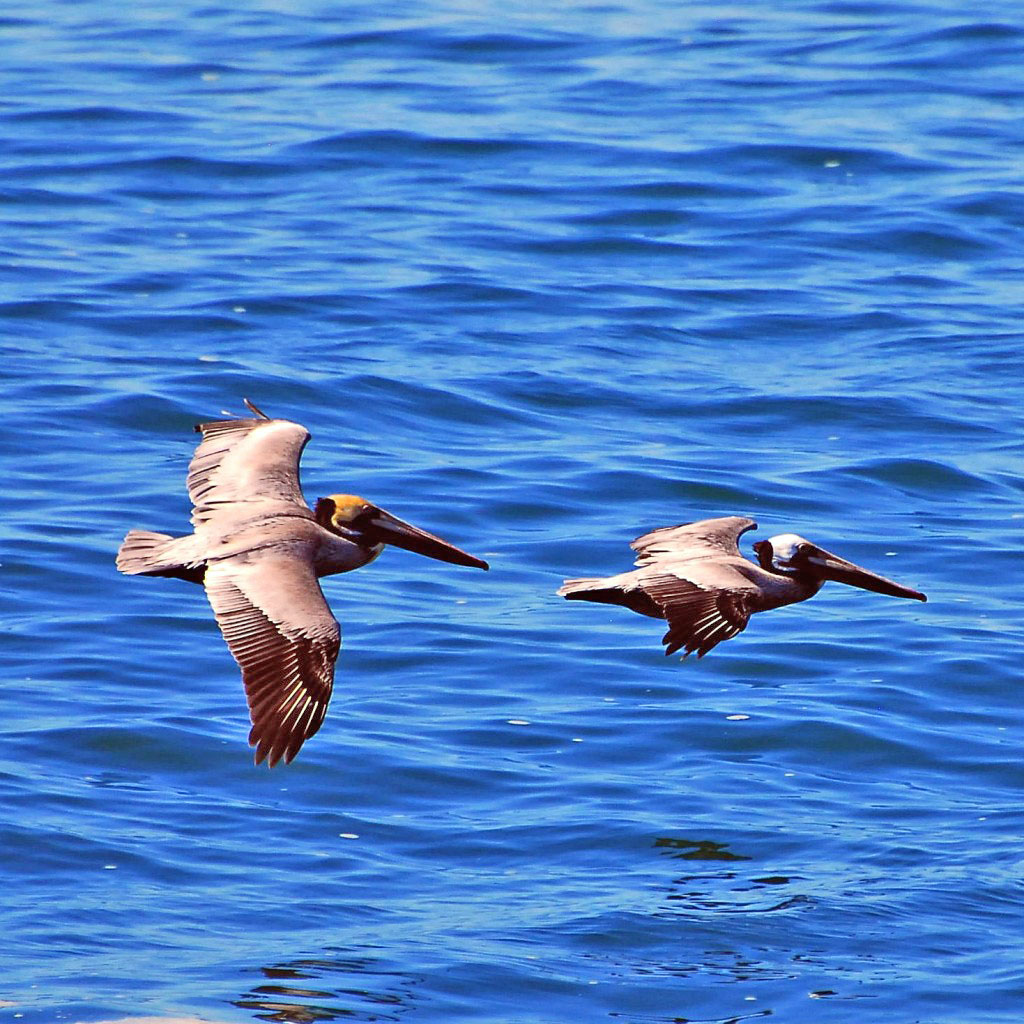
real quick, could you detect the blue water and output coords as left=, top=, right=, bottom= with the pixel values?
left=3, top=2, right=1023, bottom=1022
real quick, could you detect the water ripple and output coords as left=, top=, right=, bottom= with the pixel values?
left=3, top=3, right=1024, bottom=1024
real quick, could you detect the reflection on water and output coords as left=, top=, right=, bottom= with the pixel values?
left=232, top=954, right=419, bottom=1023
left=654, top=838, right=752, bottom=862
left=655, top=836, right=810, bottom=917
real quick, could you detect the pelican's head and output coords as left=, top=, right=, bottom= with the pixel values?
left=753, top=533, right=810, bottom=575
left=754, top=533, right=925, bottom=601
left=315, top=494, right=489, bottom=570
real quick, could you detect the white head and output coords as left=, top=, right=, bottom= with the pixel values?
left=755, top=533, right=811, bottom=573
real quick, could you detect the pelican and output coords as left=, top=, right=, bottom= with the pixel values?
left=557, top=516, right=925, bottom=657
left=116, top=400, right=488, bottom=766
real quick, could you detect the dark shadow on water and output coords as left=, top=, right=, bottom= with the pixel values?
left=654, top=837, right=753, bottom=862
left=653, top=837, right=811, bottom=918
left=231, top=951, right=420, bottom=1023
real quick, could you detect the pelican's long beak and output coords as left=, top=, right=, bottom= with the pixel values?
left=806, top=547, right=926, bottom=602
left=364, top=508, right=489, bottom=570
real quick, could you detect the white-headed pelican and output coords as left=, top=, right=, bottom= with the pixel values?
left=558, top=516, right=925, bottom=657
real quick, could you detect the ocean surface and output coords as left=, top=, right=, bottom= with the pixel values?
left=3, top=2, right=1023, bottom=1022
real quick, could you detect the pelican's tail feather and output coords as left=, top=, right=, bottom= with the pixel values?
left=116, top=530, right=205, bottom=583
left=557, top=576, right=638, bottom=609
left=558, top=573, right=664, bottom=619
left=558, top=576, right=609, bottom=599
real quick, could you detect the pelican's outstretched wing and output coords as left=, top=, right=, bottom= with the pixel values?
left=630, top=516, right=757, bottom=567
left=204, top=546, right=340, bottom=766
left=636, top=572, right=756, bottom=657
left=188, top=400, right=312, bottom=527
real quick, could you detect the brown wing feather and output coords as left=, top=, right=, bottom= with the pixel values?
left=188, top=412, right=312, bottom=527
left=204, top=552, right=340, bottom=766
left=639, top=573, right=754, bottom=657
left=631, top=516, right=757, bottom=567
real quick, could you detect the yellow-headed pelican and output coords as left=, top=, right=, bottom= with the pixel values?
left=117, top=400, right=488, bottom=766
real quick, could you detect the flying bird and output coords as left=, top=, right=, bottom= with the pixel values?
left=557, top=516, right=925, bottom=657
left=117, top=400, right=488, bottom=766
